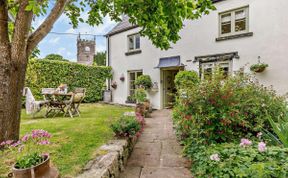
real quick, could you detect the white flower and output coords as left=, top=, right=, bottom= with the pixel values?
left=210, top=153, right=220, bottom=161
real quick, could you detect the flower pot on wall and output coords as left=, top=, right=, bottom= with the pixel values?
left=11, top=155, right=59, bottom=178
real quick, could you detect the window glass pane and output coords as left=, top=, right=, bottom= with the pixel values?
left=204, top=68, right=212, bottom=80
left=221, top=13, right=231, bottom=23
left=219, top=62, right=230, bottom=79
left=135, top=35, right=140, bottom=49
left=136, top=72, right=143, bottom=78
left=235, top=10, right=246, bottom=20
left=221, top=14, right=231, bottom=34
left=235, top=19, right=246, bottom=32
left=128, top=36, right=134, bottom=50
left=130, top=72, right=135, bottom=80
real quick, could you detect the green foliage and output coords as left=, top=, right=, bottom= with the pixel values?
left=25, top=59, right=111, bottom=102
left=190, top=143, right=288, bottom=178
left=110, top=116, right=141, bottom=137
left=7, top=0, right=215, bottom=50
left=174, top=70, right=199, bottom=90
left=135, top=88, right=147, bottom=103
left=268, top=115, right=288, bottom=147
left=15, top=152, right=44, bottom=169
left=44, top=54, right=68, bottom=61
left=93, top=52, right=106, bottom=66
left=134, top=75, right=153, bottom=90
left=173, top=69, right=288, bottom=144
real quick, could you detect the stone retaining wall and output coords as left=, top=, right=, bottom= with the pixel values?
left=77, top=137, right=137, bottom=178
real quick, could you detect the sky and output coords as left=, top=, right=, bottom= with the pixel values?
left=33, top=9, right=117, bottom=62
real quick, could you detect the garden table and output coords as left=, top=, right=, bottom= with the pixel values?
left=42, top=91, right=74, bottom=118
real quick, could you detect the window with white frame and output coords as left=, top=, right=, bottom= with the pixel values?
left=219, top=6, right=249, bottom=37
left=201, top=61, right=232, bottom=80
left=128, top=33, right=140, bottom=51
left=128, top=70, right=143, bottom=96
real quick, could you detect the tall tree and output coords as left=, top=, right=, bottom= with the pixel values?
left=93, top=51, right=106, bottom=66
left=0, top=0, right=215, bottom=142
left=44, top=54, right=68, bottom=61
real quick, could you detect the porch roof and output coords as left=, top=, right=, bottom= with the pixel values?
left=155, top=56, right=185, bottom=69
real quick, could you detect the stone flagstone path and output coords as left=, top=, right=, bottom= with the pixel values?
left=120, top=110, right=192, bottom=178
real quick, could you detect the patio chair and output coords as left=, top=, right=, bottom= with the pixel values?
left=23, top=87, right=49, bottom=118
left=64, top=88, right=86, bottom=118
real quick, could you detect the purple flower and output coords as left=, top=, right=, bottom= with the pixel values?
left=240, top=138, right=252, bottom=147
left=11, top=141, right=21, bottom=147
left=21, top=134, right=30, bottom=142
left=258, top=142, right=267, bottom=152
left=38, top=140, right=50, bottom=145
left=210, top=154, right=220, bottom=161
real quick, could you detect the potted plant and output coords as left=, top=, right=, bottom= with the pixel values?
left=134, top=75, right=153, bottom=90
left=111, top=81, right=117, bottom=89
left=134, top=87, right=148, bottom=116
left=250, top=62, right=268, bottom=73
left=1, top=129, right=59, bottom=178
left=126, top=95, right=136, bottom=104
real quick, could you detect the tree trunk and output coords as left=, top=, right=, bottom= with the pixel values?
left=0, top=55, right=27, bottom=142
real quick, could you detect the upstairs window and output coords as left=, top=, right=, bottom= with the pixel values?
left=128, top=34, right=140, bottom=51
left=219, top=7, right=249, bottom=37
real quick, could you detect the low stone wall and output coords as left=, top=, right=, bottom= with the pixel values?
left=77, top=137, right=137, bottom=178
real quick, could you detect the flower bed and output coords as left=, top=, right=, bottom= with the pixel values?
left=172, top=69, right=288, bottom=177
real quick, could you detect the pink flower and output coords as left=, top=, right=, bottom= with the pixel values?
left=257, top=132, right=262, bottom=138
left=11, top=141, right=21, bottom=147
left=258, top=142, right=267, bottom=152
left=240, top=138, right=252, bottom=147
left=21, top=134, right=30, bottom=142
left=210, top=154, right=220, bottom=161
left=38, top=140, right=50, bottom=145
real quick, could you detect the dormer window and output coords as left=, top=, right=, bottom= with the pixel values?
left=128, top=33, right=140, bottom=51
left=219, top=6, right=249, bottom=37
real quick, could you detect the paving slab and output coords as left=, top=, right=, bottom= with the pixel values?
left=120, top=110, right=192, bottom=178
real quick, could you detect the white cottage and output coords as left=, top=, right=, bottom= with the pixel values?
left=106, top=0, right=288, bottom=109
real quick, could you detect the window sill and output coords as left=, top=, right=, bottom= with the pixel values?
left=125, top=50, right=142, bottom=56
left=216, top=32, right=253, bottom=42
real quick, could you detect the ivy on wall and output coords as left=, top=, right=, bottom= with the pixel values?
left=25, top=59, right=112, bottom=102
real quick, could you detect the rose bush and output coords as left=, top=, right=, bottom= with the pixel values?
left=173, top=69, right=288, bottom=144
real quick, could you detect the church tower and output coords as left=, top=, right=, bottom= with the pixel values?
left=77, top=35, right=96, bottom=65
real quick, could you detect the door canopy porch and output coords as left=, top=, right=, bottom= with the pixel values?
left=155, top=56, right=185, bottom=69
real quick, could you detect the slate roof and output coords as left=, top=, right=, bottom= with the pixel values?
left=106, top=0, right=225, bottom=37
left=106, top=16, right=136, bottom=36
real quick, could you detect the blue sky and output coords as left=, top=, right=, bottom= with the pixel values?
left=33, top=10, right=117, bottom=62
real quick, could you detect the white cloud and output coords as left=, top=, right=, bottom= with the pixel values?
left=48, top=37, right=60, bottom=44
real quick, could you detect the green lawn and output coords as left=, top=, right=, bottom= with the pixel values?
left=0, top=104, right=132, bottom=177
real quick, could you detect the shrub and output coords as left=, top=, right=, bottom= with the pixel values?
left=174, top=70, right=199, bottom=90
left=25, top=59, right=112, bottom=102
left=135, top=87, right=147, bottom=103
left=267, top=114, right=288, bottom=147
left=173, top=69, right=288, bottom=144
left=134, top=75, right=153, bottom=89
left=110, top=116, right=141, bottom=138
left=190, top=142, right=288, bottom=178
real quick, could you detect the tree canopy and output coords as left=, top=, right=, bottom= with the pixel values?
left=44, top=54, right=69, bottom=61
left=93, top=51, right=106, bottom=66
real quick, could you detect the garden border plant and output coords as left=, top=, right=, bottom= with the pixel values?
left=172, top=68, right=288, bottom=177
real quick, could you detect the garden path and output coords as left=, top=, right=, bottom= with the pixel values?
left=120, top=110, right=192, bottom=178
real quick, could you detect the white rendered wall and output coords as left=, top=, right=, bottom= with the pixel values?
left=108, top=0, right=288, bottom=109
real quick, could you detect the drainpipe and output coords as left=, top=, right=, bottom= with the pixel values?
left=106, top=35, right=111, bottom=90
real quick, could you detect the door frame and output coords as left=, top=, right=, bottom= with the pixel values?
left=160, top=67, right=183, bottom=109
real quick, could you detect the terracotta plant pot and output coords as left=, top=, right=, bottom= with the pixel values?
left=135, top=103, right=145, bottom=116
left=11, top=155, right=59, bottom=178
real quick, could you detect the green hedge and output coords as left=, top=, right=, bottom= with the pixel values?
left=25, top=59, right=112, bottom=102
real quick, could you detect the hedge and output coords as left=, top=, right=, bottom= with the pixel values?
left=25, top=59, right=112, bottom=103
